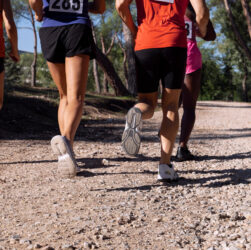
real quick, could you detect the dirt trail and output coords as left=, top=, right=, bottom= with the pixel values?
left=0, top=101, right=250, bottom=250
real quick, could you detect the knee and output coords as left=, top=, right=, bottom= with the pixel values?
left=68, top=95, right=84, bottom=107
left=59, top=94, right=67, bottom=105
left=162, top=102, right=179, bottom=114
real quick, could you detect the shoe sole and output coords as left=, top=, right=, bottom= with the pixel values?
left=157, top=178, right=179, bottom=183
left=51, top=135, right=76, bottom=178
left=121, top=108, right=141, bottom=155
left=175, top=155, right=195, bottom=162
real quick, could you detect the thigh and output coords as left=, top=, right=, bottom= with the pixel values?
left=47, top=62, right=67, bottom=96
left=182, top=68, right=201, bottom=108
left=162, top=88, right=181, bottom=112
left=135, top=49, right=162, bottom=93
left=65, top=55, right=90, bottom=99
left=161, top=47, right=187, bottom=89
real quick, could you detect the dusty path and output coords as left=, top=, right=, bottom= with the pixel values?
left=0, top=101, right=250, bottom=250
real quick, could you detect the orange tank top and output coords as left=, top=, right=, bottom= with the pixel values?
left=0, top=13, right=4, bottom=58
left=135, top=0, right=189, bottom=51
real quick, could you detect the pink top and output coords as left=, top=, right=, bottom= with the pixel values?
left=184, top=15, right=202, bottom=74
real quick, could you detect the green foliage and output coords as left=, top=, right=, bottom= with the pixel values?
left=205, top=0, right=251, bottom=101
left=19, top=52, right=53, bottom=87
left=20, top=52, right=54, bottom=87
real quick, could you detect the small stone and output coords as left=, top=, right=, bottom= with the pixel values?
left=41, top=247, right=54, bottom=250
left=9, top=238, right=17, bottom=244
left=83, top=242, right=91, bottom=249
left=20, top=239, right=31, bottom=245
left=102, top=159, right=109, bottom=166
left=33, top=244, right=42, bottom=249
left=61, top=244, right=75, bottom=249
left=153, top=217, right=162, bottom=223
left=229, top=234, right=241, bottom=241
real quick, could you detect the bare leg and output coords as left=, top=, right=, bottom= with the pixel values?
left=135, top=92, right=159, bottom=120
left=46, top=62, right=67, bottom=135
left=160, top=88, right=181, bottom=165
left=0, top=71, right=4, bottom=110
left=64, top=55, right=89, bottom=145
left=179, top=69, right=201, bottom=147
left=47, top=55, right=89, bottom=147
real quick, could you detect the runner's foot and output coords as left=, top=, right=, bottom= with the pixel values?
left=51, top=135, right=79, bottom=178
left=157, top=164, right=179, bottom=181
left=121, top=107, right=142, bottom=156
left=176, top=146, right=195, bottom=161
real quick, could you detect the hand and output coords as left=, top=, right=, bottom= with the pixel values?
left=35, top=13, right=43, bottom=22
left=9, top=50, right=20, bottom=62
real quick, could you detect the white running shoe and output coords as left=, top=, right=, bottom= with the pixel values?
left=157, top=164, right=179, bottom=181
left=51, top=135, right=79, bottom=178
left=121, top=107, right=142, bottom=155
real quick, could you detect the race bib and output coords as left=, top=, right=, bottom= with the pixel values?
left=49, top=0, right=83, bottom=14
left=185, top=20, right=192, bottom=39
left=151, top=0, right=174, bottom=3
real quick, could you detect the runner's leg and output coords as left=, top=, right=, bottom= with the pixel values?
left=179, top=68, right=201, bottom=147
left=135, top=92, right=159, bottom=119
left=160, top=88, right=181, bottom=165
left=47, top=62, right=67, bottom=136
left=121, top=92, right=158, bottom=155
left=47, top=54, right=89, bottom=147
left=64, top=54, right=89, bottom=146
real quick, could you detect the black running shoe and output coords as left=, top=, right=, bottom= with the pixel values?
left=176, top=146, right=195, bottom=161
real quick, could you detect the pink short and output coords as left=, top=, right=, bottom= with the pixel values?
left=186, top=40, right=202, bottom=74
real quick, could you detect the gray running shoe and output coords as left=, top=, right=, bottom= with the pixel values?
left=121, top=107, right=142, bottom=155
left=51, top=135, right=79, bottom=178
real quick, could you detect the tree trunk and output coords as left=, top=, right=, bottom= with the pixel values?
left=223, top=0, right=251, bottom=61
left=93, top=60, right=101, bottom=94
left=93, top=45, right=130, bottom=96
left=240, top=0, right=251, bottom=40
left=28, top=5, right=37, bottom=87
left=122, top=23, right=137, bottom=96
left=242, top=65, right=248, bottom=102
left=115, top=33, right=129, bottom=89
left=91, top=27, right=101, bottom=93
left=102, top=77, right=109, bottom=94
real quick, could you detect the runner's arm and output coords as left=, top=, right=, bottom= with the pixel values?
left=29, top=0, right=43, bottom=22
left=185, top=7, right=196, bottom=22
left=202, top=20, right=216, bottom=41
left=3, top=0, right=19, bottom=62
left=190, top=0, right=209, bottom=38
left=116, top=0, right=137, bottom=39
left=89, top=0, right=106, bottom=14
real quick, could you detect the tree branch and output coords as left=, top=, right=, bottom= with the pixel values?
left=240, top=0, right=251, bottom=39
left=223, top=0, right=251, bottom=61
left=105, top=35, right=115, bottom=55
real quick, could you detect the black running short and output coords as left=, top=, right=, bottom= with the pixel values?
left=135, top=47, right=187, bottom=93
left=39, top=23, right=95, bottom=63
left=0, top=58, right=4, bottom=73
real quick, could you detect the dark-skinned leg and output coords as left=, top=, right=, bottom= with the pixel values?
left=177, top=68, right=201, bottom=160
